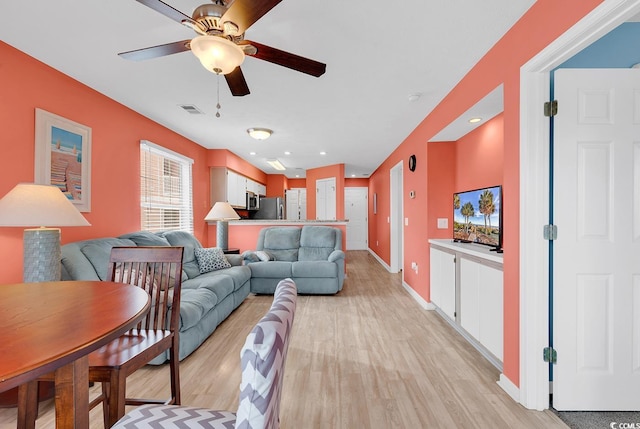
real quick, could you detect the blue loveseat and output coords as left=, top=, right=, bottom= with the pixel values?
left=243, top=225, right=345, bottom=295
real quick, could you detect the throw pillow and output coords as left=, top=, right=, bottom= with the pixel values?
left=194, top=247, right=231, bottom=273
left=255, top=250, right=276, bottom=262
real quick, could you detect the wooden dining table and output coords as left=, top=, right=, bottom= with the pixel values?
left=0, top=280, right=150, bottom=429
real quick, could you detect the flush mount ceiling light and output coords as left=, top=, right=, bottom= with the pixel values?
left=190, top=35, right=245, bottom=75
left=247, top=128, right=273, bottom=140
left=469, top=117, right=482, bottom=124
left=266, top=159, right=286, bottom=171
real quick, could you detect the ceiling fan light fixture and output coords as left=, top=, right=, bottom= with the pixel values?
left=190, top=35, right=244, bottom=75
left=247, top=128, right=272, bottom=140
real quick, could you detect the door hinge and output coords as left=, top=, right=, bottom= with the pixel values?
left=544, top=100, right=558, bottom=117
left=543, top=224, right=558, bottom=240
left=543, top=347, right=557, bottom=364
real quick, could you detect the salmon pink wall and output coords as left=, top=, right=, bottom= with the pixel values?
left=306, top=164, right=345, bottom=220
left=206, top=149, right=267, bottom=185
left=367, top=0, right=603, bottom=388
left=426, top=142, right=457, bottom=241
left=0, top=41, right=212, bottom=284
left=287, top=178, right=306, bottom=188
left=266, top=174, right=287, bottom=197
left=345, top=178, right=369, bottom=187
left=455, top=114, right=504, bottom=192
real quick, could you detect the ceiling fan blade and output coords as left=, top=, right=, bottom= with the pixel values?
left=221, top=0, right=282, bottom=34
left=241, top=41, right=326, bottom=77
left=224, top=67, right=250, bottom=96
left=118, top=40, right=191, bottom=61
left=134, top=0, right=191, bottom=24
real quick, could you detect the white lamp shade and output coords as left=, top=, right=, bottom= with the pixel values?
left=0, top=183, right=90, bottom=227
left=190, top=36, right=245, bottom=75
left=205, top=201, right=240, bottom=221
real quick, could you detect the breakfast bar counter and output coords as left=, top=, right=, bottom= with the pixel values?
left=211, top=220, right=349, bottom=257
left=229, top=219, right=348, bottom=226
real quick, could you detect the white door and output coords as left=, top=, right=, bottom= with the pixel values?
left=286, top=188, right=307, bottom=220
left=286, top=189, right=299, bottom=220
left=553, top=68, right=640, bottom=410
left=316, top=178, right=336, bottom=220
left=345, top=187, right=368, bottom=250
left=299, top=188, right=307, bottom=220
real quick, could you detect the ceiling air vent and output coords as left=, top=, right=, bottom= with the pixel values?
left=179, top=104, right=204, bottom=115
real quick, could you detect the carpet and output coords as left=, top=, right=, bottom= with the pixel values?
left=552, top=409, right=640, bottom=429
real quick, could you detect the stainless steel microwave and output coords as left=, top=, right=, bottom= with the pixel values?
left=246, top=191, right=259, bottom=210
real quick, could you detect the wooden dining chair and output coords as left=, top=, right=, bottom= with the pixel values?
left=18, top=246, right=185, bottom=429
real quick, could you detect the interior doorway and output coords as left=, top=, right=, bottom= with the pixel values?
left=345, top=187, right=368, bottom=250
left=519, top=0, right=640, bottom=411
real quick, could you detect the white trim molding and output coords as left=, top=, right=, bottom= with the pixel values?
left=402, top=280, right=435, bottom=310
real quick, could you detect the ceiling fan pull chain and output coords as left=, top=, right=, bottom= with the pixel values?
left=216, top=74, right=221, bottom=118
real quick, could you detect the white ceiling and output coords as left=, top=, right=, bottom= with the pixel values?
left=0, top=0, right=536, bottom=178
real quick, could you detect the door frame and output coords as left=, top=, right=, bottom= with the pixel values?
left=390, top=161, right=404, bottom=273
left=519, top=0, right=640, bottom=410
left=345, top=186, right=369, bottom=250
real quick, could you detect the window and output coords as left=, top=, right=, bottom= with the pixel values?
left=140, top=140, right=194, bottom=233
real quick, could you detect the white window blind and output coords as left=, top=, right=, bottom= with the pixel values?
left=140, top=140, right=194, bottom=234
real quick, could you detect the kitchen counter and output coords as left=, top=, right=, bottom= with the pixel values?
left=229, top=219, right=349, bottom=225
left=208, top=220, right=349, bottom=259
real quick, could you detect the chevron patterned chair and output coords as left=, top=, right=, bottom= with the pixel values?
left=112, top=278, right=297, bottom=429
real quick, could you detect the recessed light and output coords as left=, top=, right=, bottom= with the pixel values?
left=351, top=174, right=356, bottom=177
left=247, top=128, right=272, bottom=140
left=284, top=151, right=291, bottom=155
left=469, top=117, right=482, bottom=124
left=249, top=151, right=256, bottom=155
left=408, top=93, right=421, bottom=102
left=320, top=151, right=326, bottom=155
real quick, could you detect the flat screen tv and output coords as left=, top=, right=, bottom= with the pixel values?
left=453, top=185, right=502, bottom=251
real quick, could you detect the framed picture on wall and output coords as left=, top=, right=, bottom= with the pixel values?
left=35, top=108, right=92, bottom=212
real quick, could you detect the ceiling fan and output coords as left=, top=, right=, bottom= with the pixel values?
left=119, top=0, right=326, bottom=96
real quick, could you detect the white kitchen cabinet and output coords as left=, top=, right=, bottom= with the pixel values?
left=459, top=257, right=503, bottom=361
left=210, top=167, right=248, bottom=208
left=429, top=239, right=503, bottom=368
left=429, top=247, right=456, bottom=320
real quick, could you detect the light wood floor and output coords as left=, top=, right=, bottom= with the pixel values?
left=0, top=251, right=568, bottom=428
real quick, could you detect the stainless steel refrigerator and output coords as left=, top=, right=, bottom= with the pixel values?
left=253, top=197, right=284, bottom=219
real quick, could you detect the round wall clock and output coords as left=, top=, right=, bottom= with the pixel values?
left=408, top=154, right=417, bottom=172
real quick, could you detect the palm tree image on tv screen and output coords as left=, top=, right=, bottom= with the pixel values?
left=453, top=185, right=502, bottom=248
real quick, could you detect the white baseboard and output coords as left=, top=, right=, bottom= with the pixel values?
left=402, top=280, right=435, bottom=310
left=368, top=248, right=391, bottom=272
left=497, top=374, right=520, bottom=403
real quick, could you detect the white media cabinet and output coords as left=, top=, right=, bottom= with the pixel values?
left=429, top=239, right=504, bottom=370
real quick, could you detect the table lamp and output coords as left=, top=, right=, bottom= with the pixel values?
left=0, top=183, right=91, bottom=282
left=204, top=201, right=239, bottom=250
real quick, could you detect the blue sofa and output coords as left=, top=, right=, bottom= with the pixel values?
left=59, top=225, right=344, bottom=364
left=60, top=230, right=251, bottom=364
left=243, top=225, right=345, bottom=295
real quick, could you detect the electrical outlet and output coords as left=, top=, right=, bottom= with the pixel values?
left=405, top=217, right=409, bottom=226
left=437, top=218, right=448, bottom=229
left=411, top=262, right=417, bottom=269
